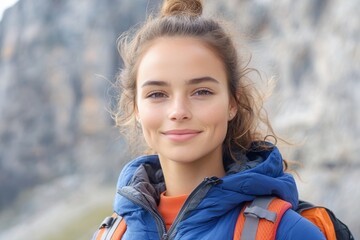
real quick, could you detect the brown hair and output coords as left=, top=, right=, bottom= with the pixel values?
left=114, top=0, right=280, bottom=163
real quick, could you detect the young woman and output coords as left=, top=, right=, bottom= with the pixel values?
left=99, top=0, right=326, bottom=239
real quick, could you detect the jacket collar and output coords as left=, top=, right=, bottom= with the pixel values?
left=114, top=145, right=298, bottom=216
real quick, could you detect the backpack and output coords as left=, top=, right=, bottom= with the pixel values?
left=92, top=197, right=354, bottom=240
left=234, top=197, right=354, bottom=240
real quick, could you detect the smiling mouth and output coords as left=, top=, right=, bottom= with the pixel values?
left=163, top=129, right=202, bottom=142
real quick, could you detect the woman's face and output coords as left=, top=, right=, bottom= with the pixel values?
left=136, top=37, right=236, bottom=165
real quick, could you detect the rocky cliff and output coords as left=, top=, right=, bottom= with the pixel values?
left=0, top=0, right=359, bottom=239
left=0, top=0, right=156, bottom=206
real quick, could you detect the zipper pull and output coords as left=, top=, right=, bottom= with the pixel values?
left=204, top=176, right=223, bottom=185
left=162, top=233, right=168, bottom=240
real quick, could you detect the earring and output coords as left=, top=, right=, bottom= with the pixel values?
left=229, top=112, right=236, bottom=120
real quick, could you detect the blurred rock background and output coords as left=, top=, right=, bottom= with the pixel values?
left=0, top=0, right=358, bottom=239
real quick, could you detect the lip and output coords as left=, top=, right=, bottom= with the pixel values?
left=162, top=129, right=202, bottom=142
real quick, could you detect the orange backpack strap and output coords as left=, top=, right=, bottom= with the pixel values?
left=92, top=212, right=127, bottom=240
left=233, top=197, right=292, bottom=240
left=297, top=200, right=354, bottom=240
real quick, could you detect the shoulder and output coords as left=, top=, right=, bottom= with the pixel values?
left=276, top=209, right=326, bottom=240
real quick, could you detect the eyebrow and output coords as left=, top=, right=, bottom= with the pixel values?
left=141, top=80, right=168, bottom=88
left=186, top=77, right=220, bottom=85
left=141, top=76, right=219, bottom=88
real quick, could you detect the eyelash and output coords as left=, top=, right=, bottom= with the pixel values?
left=193, top=88, right=213, bottom=96
left=146, top=91, right=168, bottom=99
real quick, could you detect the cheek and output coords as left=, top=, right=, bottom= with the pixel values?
left=213, top=96, right=230, bottom=116
left=141, top=115, right=160, bottom=131
left=137, top=105, right=162, bottom=137
left=198, top=101, right=230, bottom=129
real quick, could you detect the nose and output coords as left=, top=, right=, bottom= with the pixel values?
left=168, top=96, right=192, bottom=121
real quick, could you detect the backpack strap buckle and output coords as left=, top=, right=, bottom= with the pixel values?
left=244, top=205, right=277, bottom=223
left=99, top=216, right=116, bottom=229
left=92, top=213, right=126, bottom=240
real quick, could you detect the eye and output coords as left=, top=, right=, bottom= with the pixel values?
left=146, top=91, right=168, bottom=99
left=193, top=88, right=213, bottom=96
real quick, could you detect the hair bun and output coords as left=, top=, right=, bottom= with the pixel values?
left=161, top=0, right=203, bottom=17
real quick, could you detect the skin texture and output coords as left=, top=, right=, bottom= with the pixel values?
left=136, top=37, right=237, bottom=196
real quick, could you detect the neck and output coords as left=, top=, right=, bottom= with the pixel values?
left=159, top=151, right=225, bottom=196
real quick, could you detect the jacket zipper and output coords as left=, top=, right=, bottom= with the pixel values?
left=164, top=176, right=222, bottom=240
left=119, top=176, right=222, bottom=240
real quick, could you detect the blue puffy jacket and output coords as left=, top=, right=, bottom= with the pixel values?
left=113, top=146, right=325, bottom=239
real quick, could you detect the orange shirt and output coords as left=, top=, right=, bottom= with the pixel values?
left=158, top=192, right=188, bottom=230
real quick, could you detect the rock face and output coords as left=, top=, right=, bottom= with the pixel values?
left=0, top=0, right=359, bottom=238
left=0, top=0, right=157, bottom=215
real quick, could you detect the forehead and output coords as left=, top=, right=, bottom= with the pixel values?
left=137, top=37, right=227, bottom=84
left=142, top=36, right=222, bottom=62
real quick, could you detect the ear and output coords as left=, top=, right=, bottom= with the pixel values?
left=134, top=104, right=140, bottom=122
left=228, top=99, right=237, bottom=121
